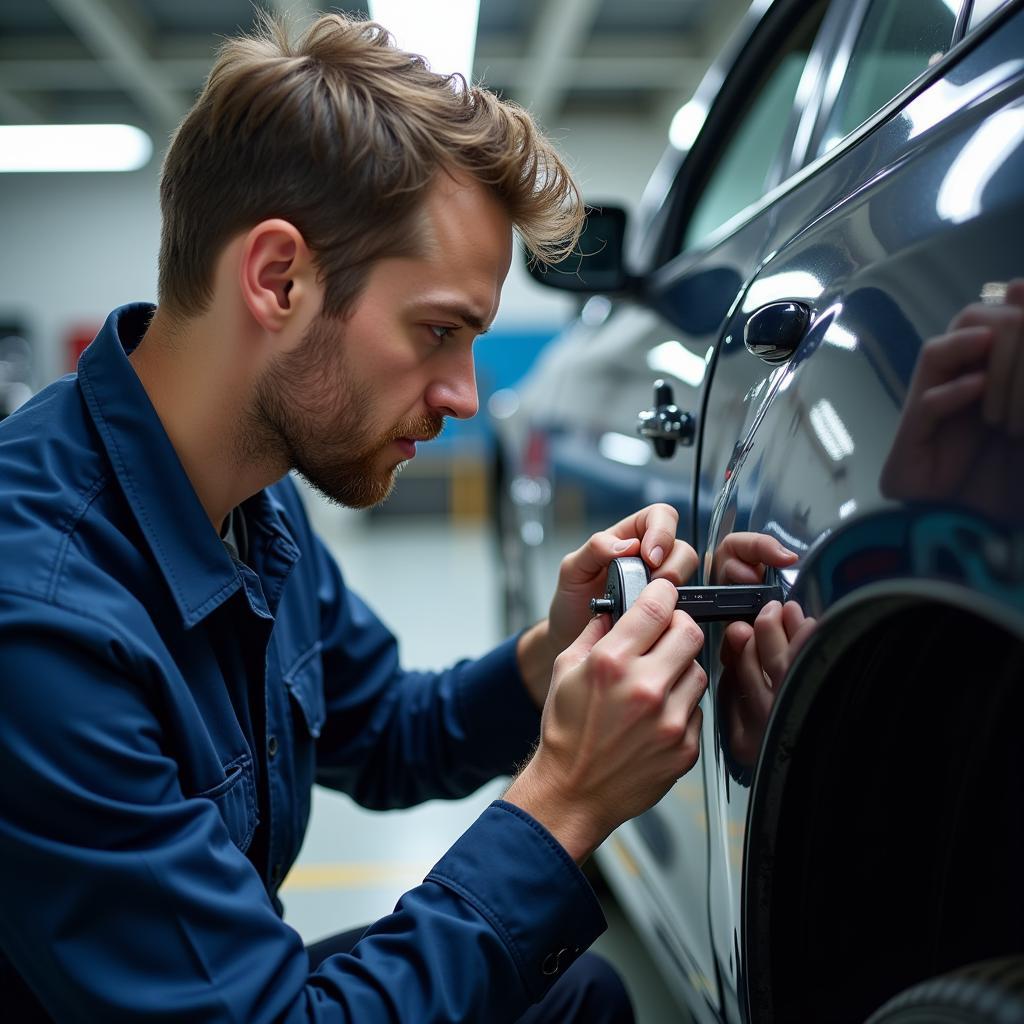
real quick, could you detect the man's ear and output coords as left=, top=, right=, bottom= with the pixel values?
left=239, top=219, right=319, bottom=333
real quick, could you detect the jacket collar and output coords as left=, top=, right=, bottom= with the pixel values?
left=77, top=303, right=248, bottom=628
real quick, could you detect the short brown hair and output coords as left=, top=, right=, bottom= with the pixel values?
left=158, top=11, right=583, bottom=319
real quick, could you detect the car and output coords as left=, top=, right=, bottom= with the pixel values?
left=490, top=0, right=1024, bottom=1021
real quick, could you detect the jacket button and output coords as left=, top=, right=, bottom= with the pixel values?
left=541, top=948, right=569, bottom=976
left=268, top=735, right=279, bottom=758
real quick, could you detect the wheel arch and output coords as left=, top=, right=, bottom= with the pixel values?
left=742, top=579, right=1024, bottom=1023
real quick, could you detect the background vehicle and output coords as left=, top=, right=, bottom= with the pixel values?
left=492, top=0, right=1024, bottom=1020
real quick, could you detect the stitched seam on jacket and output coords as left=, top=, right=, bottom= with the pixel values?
left=0, top=586, right=152, bottom=675
left=424, top=869, right=530, bottom=991
left=44, top=470, right=110, bottom=603
left=494, top=801, right=588, bottom=887
left=77, top=369, right=238, bottom=621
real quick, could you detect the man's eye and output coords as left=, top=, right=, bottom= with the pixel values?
left=429, top=325, right=455, bottom=342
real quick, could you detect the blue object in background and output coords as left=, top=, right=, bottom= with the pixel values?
left=431, top=327, right=560, bottom=450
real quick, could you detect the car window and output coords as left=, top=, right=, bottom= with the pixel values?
left=968, top=0, right=1010, bottom=32
left=680, top=0, right=828, bottom=254
left=817, top=0, right=960, bottom=155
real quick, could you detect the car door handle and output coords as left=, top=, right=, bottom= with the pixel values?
left=637, top=379, right=695, bottom=459
left=743, top=301, right=811, bottom=364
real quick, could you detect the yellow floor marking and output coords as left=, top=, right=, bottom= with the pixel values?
left=282, top=863, right=430, bottom=891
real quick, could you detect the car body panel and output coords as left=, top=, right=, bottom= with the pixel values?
left=494, top=0, right=1024, bottom=1020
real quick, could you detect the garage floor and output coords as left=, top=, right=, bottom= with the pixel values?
left=283, top=488, right=691, bottom=1023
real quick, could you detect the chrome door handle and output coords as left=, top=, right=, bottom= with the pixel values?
left=743, top=301, right=811, bottom=364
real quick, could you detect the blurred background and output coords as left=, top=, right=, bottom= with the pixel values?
left=0, top=2, right=751, bottom=1018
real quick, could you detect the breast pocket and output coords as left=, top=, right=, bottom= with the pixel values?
left=283, top=641, right=326, bottom=739
left=194, top=754, right=258, bottom=853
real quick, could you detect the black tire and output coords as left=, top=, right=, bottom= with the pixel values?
left=865, top=957, right=1024, bottom=1024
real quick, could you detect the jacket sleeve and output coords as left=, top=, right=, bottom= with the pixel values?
left=0, top=594, right=605, bottom=1023
left=306, top=528, right=545, bottom=809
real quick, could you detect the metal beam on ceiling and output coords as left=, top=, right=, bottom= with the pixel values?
left=0, top=87, right=43, bottom=123
left=0, top=54, right=709, bottom=94
left=44, top=0, right=185, bottom=132
left=516, top=0, right=603, bottom=125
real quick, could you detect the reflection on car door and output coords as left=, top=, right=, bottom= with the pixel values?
left=697, top=2, right=1023, bottom=1018
left=590, top=2, right=834, bottom=1017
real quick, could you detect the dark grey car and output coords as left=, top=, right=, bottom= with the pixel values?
left=492, top=1, right=1024, bottom=1020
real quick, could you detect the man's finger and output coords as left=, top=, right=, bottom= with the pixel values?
left=913, top=326, right=992, bottom=392
left=650, top=540, right=699, bottom=586
left=917, top=371, right=987, bottom=427
left=600, top=577, right=681, bottom=658
left=646, top=609, right=705, bottom=687
left=781, top=600, right=806, bottom=638
left=721, top=621, right=753, bottom=670
left=561, top=612, right=611, bottom=667
left=605, top=503, right=679, bottom=570
left=753, top=601, right=790, bottom=687
left=663, top=658, right=708, bottom=722
left=559, top=531, right=639, bottom=589
left=714, top=529, right=798, bottom=585
left=787, top=616, right=818, bottom=664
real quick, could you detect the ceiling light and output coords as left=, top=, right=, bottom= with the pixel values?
left=368, top=0, right=480, bottom=82
left=0, top=124, right=152, bottom=173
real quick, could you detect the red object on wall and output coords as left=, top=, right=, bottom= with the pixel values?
left=66, top=326, right=100, bottom=371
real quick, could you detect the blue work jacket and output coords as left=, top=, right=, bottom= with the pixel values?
left=0, top=303, right=604, bottom=1022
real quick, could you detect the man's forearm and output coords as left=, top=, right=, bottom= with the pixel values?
left=515, top=619, right=559, bottom=709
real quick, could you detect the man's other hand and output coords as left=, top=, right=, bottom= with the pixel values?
left=517, top=503, right=698, bottom=708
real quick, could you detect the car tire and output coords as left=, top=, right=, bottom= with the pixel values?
left=864, top=957, right=1024, bottom=1024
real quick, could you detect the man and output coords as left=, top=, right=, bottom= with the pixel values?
left=0, top=13, right=709, bottom=1022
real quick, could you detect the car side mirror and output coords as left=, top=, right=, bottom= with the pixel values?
left=525, top=205, right=635, bottom=296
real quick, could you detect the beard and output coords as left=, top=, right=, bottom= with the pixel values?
left=244, top=314, right=443, bottom=509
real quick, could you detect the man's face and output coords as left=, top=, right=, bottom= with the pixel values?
left=249, top=172, right=513, bottom=508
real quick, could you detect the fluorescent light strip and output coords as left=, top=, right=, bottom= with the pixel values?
left=0, top=124, right=152, bottom=172
left=368, top=0, right=480, bottom=81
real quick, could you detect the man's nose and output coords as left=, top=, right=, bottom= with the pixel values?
left=426, top=350, right=479, bottom=420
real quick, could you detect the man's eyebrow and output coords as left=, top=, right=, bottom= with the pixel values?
left=421, top=302, right=492, bottom=335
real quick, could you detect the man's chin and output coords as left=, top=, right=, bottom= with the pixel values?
left=301, top=464, right=399, bottom=511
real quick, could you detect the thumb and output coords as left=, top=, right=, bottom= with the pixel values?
left=561, top=612, right=611, bottom=666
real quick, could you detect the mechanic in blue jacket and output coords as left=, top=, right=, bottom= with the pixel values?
left=0, top=12, right=711, bottom=1023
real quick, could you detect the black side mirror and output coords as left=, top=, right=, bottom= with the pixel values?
left=525, top=205, right=634, bottom=295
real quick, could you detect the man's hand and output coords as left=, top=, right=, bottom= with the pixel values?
left=711, top=531, right=798, bottom=585
left=506, top=578, right=706, bottom=863
left=517, top=503, right=697, bottom=707
left=719, top=600, right=817, bottom=768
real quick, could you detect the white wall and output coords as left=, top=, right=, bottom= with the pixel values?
left=0, top=115, right=669, bottom=386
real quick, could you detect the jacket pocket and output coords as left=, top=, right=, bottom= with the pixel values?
left=283, top=641, right=325, bottom=739
left=194, top=754, right=258, bottom=853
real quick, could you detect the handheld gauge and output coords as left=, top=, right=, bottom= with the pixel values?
left=589, top=556, right=784, bottom=624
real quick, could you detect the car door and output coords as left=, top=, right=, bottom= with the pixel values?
left=693, top=1, right=1024, bottom=1020
left=581, top=1, right=840, bottom=1018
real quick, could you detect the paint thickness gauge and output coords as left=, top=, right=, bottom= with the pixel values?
left=589, top=556, right=783, bottom=624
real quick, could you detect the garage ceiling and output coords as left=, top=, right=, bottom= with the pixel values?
left=0, top=0, right=749, bottom=140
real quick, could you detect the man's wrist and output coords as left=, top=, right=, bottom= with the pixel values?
left=515, top=619, right=559, bottom=709
left=503, top=765, right=605, bottom=865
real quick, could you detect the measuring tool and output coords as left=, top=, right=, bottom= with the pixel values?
left=589, top=556, right=784, bottom=624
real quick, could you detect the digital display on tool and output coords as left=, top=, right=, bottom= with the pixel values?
left=589, top=556, right=784, bottom=624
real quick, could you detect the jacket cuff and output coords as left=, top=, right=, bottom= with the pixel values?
left=453, top=635, right=541, bottom=775
left=427, top=799, right=606, bottom=1002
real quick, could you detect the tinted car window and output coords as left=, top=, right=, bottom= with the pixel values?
left=817, top=0, right=960, bottom=154
left=680, top=1, right=828, bottom=253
